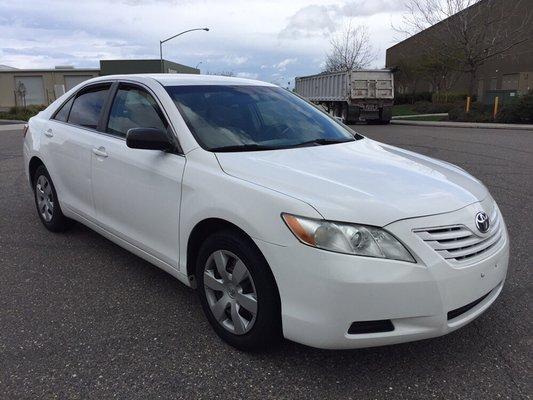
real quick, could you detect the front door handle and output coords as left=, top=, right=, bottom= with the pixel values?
left=92, top=146, right=108, bottom=158
left=44, top=128, right=53, bottom=137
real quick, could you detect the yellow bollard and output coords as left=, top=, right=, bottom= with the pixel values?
left=493, top=96, right=499, bottom=119
left=466, top=96, right=471, bottom=113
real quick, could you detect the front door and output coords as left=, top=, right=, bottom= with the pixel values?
left=90, top=83, right=184, bottom=267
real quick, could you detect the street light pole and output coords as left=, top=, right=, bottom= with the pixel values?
left=159, top=27, right=209, bottom=73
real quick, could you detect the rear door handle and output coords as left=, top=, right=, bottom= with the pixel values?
left=44, top=128, right=53, bottom=137
left=92, top=146, right=108, bottom=158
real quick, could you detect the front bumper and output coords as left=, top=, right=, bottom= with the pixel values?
left=255, top=198, right=509, bottom=349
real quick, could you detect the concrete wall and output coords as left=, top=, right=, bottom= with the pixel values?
left=0, top=69, right=99, bottom=110
left=0, top=59, right=198, bottom=110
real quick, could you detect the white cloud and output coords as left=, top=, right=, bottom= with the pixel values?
left=279, top=5, right=337, bottom=39
left=223, top=55, right=249, bottom=65
left=0, top=0, right=407, bottom=79
left=273, top=58, right=297, bottom=71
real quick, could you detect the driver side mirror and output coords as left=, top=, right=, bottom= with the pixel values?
left=126, top=127, right=173, bottom=151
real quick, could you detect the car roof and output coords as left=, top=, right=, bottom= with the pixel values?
left=88, top=73, right=276, bottom=87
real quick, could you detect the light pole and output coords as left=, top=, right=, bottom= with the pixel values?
left=159, top=27, right=209, bottom=73
left=195, top=61, right=203, bottom=69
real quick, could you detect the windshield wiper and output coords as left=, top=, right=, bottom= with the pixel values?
left=290, top=137, right=355, bottom=148
left=209, top=144, right=278, bottom=152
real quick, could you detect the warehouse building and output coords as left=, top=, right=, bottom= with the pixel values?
left=386, top=0, right=533, bottom=103
left=0, top=59, right=199, bottom=111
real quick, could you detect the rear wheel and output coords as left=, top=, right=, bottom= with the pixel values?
left=195, top=230, right=282, bottom=351
left=33, top=165, right=71, bottom=232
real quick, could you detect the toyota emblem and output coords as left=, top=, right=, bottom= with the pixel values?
left=475, top=212, right=490, bottom=233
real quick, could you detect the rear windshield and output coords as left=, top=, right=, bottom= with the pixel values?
left=165, top=85, right=357, bottom=151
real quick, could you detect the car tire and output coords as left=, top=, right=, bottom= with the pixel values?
left=195, top=230, right=282, bottom=351
left=33, top=165, right=72, bottom=232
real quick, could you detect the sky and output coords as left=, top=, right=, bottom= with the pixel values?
left=0, top=0, right=409, bottom=86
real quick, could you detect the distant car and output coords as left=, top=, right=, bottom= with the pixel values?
left=23, top=74, right=509, bottom=351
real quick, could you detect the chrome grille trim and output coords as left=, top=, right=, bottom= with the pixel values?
left=414, top=207, right=503, bottom=263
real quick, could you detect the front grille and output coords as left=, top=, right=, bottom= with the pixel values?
left=414, top=207, right=503, bottom=263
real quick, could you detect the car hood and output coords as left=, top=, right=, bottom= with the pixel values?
left=215, top=139, right=488, bottom=226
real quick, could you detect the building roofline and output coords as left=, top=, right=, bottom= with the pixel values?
left=0, top=68, right=100, bottom=73
left=387, top=0, right=487, bottom=51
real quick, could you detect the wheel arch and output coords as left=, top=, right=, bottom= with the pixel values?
left=186, top=218, right=279, bottom=297
left=28, top=156, right=45, bottom=187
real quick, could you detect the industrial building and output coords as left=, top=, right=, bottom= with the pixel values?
left=386, top=0, right=533, bottom=103
left=0, top=59, right=199, bottom=111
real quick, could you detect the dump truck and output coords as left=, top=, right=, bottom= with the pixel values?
left=295, top=69, right=394, bottom=124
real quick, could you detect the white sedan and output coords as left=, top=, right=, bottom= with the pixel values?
left=23, top=74, right=509, bottom=351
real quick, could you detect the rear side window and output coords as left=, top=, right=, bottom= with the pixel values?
left=53, top=97, right=74, bottom=122
left=68, top=85, right=110, bottom=129
left=106, top=85, right=168, bottom=138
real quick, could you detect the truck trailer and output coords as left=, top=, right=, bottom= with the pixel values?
left=295, top=69, right=394, bottom=124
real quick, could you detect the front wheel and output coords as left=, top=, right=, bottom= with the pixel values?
left=195, top=230, right=282, bottom=351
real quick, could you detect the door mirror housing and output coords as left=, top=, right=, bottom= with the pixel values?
left=126, top=128, right=173, bottom=151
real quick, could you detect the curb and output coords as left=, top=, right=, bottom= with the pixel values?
left=0, top=119, right=26, bottom=125
left=391, top=119, right=533, bottom=130
left=392, top=113, right=448, bottom=120
left=0, top=123, right=25, bottom=131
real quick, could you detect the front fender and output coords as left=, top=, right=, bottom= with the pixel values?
left=178, top=148, right=321, bottom=271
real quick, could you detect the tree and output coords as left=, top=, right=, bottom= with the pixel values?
left=395, top=0, right=531, bottom=95
left=324, top=23, right=376, bottom=72
left=418, top=50, right=461, bottom=94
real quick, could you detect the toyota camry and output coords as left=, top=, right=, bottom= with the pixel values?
left=23, top=74, right=509, bottom=351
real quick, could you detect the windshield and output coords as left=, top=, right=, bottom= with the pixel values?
left=165, top=85, right=359, bottom=151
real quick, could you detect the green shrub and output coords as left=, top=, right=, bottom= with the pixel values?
left=448, top=102, right=492, bottom=122
left=432, top=92, right=475, bottom=104
left=413, top=101, right=459, bottom=114
left=0, top=104, right=46, bottom=121
left=496, top=92, right=533, bottom=124
left=395, top=92, right=432, bottom=105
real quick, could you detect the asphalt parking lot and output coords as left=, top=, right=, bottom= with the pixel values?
left=1, top=123, right=531, bottom=399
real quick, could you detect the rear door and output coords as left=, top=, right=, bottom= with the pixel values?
left=44, top=83, right=112, bottom=219
left=90, top=82, right=184, bottom=267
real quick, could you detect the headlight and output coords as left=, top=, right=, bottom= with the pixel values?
left=282, top=213, right=415, bottom=263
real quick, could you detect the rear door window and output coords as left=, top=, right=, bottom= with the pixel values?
left=68, top=85, right=110, bottom=129
left=53, top=97, right=74, bottom=122
left=106, top=85, right=168, bottom=138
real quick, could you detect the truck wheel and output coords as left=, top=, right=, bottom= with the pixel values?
left=341, top=104, right=350, bottom=124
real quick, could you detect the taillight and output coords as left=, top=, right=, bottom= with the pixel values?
left=22, top=124, right=29, bottom=138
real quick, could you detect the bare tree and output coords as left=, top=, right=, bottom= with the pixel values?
left=325, top=23, right=376, bottom=72
left=395, top=0, right=531, bottom=95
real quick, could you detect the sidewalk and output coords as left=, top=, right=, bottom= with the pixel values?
left=0, top=123, right=25, bottom=132
left=0, top=119, right=26, bottom=125
left=391, top=119, right=533, bottom=130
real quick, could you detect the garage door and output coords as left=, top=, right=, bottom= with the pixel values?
left=65, top=75, right=93, bottom=91
left=14, top=76, right=45, bottom=106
